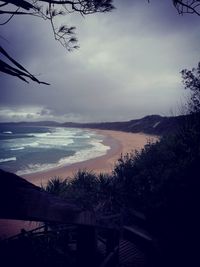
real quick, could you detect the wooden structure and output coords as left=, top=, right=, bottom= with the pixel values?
left=0, top=169, right=158, bottom=267
left=0, top=169, right=95, bottom=225
left=0, top=169, right=97, bottom=266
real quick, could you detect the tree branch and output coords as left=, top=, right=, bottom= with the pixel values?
left=0, top=7, right=20, bottom=25
left=0, top=46, right=50, bottom=84
left=0, top=10, right=29, bottom=14
left=173, top=0, right=200, bottom=16
left=1, top=0, right=36, bottom=10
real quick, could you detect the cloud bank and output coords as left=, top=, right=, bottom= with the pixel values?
left=0, top=0, right=200, bottom=122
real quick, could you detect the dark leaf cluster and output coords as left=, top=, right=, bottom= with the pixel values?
left=181, top=62, right=200, bottom=113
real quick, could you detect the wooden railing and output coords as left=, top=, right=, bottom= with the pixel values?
left=100, top=246, right=119, bottom=267
left=0, top=169, right=158, bottom=267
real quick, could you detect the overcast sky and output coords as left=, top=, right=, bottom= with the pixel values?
left=0, top=0, right=200, bottom=122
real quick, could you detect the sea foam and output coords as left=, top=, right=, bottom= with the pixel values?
left=16, top=138, right=110, bottom=175
left=0, top=157, right=16, bottom=163
left=0, top=126, right=110, bottom=175
left=3, top=131, right=13, bottom=134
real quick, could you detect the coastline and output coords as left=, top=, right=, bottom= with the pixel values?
left=0, top=129, right=158, bottom=238
left=23, top=129, right=158, bottom=186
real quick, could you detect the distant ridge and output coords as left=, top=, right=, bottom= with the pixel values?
left=0, top=115, right=188, bottom=136
left=0, top=121, right=61, bottom=127
left=61, top=115, right=187, bottom=135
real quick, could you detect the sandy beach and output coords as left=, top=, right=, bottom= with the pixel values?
left=23, top=130, right=158, bottom=186
left=0, top=130, right=158, bottom=238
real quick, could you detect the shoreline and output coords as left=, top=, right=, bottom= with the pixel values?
left=0, top=129, right=158, bottom=238
left=23, top=129, right=158, bottom=186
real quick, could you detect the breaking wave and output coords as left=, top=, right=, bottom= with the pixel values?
left=0, top=157, right=16, bottom=163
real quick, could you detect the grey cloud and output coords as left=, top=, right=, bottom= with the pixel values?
left=0, top=0, right=200, bottom=122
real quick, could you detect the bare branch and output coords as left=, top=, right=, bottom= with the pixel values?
left=1, top=0, right=36, bottom=10
left=0, top=1, right=115, bottom=83
left=173, top=0, right=200, bottom=16
left=0, top=46, right=50, bottom=84
left=0, top=7, right=20, bottom=25
left=0, top=10, right=32, bottom=15
left=1, top=0, right=200, bottom=86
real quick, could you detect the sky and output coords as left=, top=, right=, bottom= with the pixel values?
left=0, top=0, right=200, bottom=122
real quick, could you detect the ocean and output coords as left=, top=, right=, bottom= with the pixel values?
left=0, top=125, right=110, bottom=175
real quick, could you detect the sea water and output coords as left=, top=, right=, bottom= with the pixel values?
left=0, top=125, right=110, bottom=175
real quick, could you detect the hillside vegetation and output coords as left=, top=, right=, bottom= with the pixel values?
left=43, top=112, right=200, bottom=266
left=62, top=114, right=186, bottom=136
left=43, top=62, right=200, bottom=266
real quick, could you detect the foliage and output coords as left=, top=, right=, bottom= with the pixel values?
left=0, top=0, right=114, bottom=50
left=181, top=62, right=200, bottom=113
left=43, top=170, right=120, bottom=215
left=44, top=111, right=200, bottom=219
left=42, top=112, right=200, bottom=266
left=66, top=170, right=99, bottom=209
left=42, top=176, right=68, bottom=197
left=115, top=122, right=200, bottom=210
left=41, top=61, right=200, bottom=265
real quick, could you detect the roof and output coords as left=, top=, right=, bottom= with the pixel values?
left=0, top=169, right=95, bottom=225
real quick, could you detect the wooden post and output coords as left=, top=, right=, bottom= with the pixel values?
left=77, top=225, right=97, bottom=267
left=106, top=229, right=119, bottom=255
left=105, top=229, right=119, bottom=266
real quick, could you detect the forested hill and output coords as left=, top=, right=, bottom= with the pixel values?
left=61, top=115, right=187, bottom=136
left=0, top=115, right=187, bottom=136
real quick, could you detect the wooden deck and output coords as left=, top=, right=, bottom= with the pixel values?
left=1, top=224, right=151, bottom=267
left=0, top=169, right=158, bottom=267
